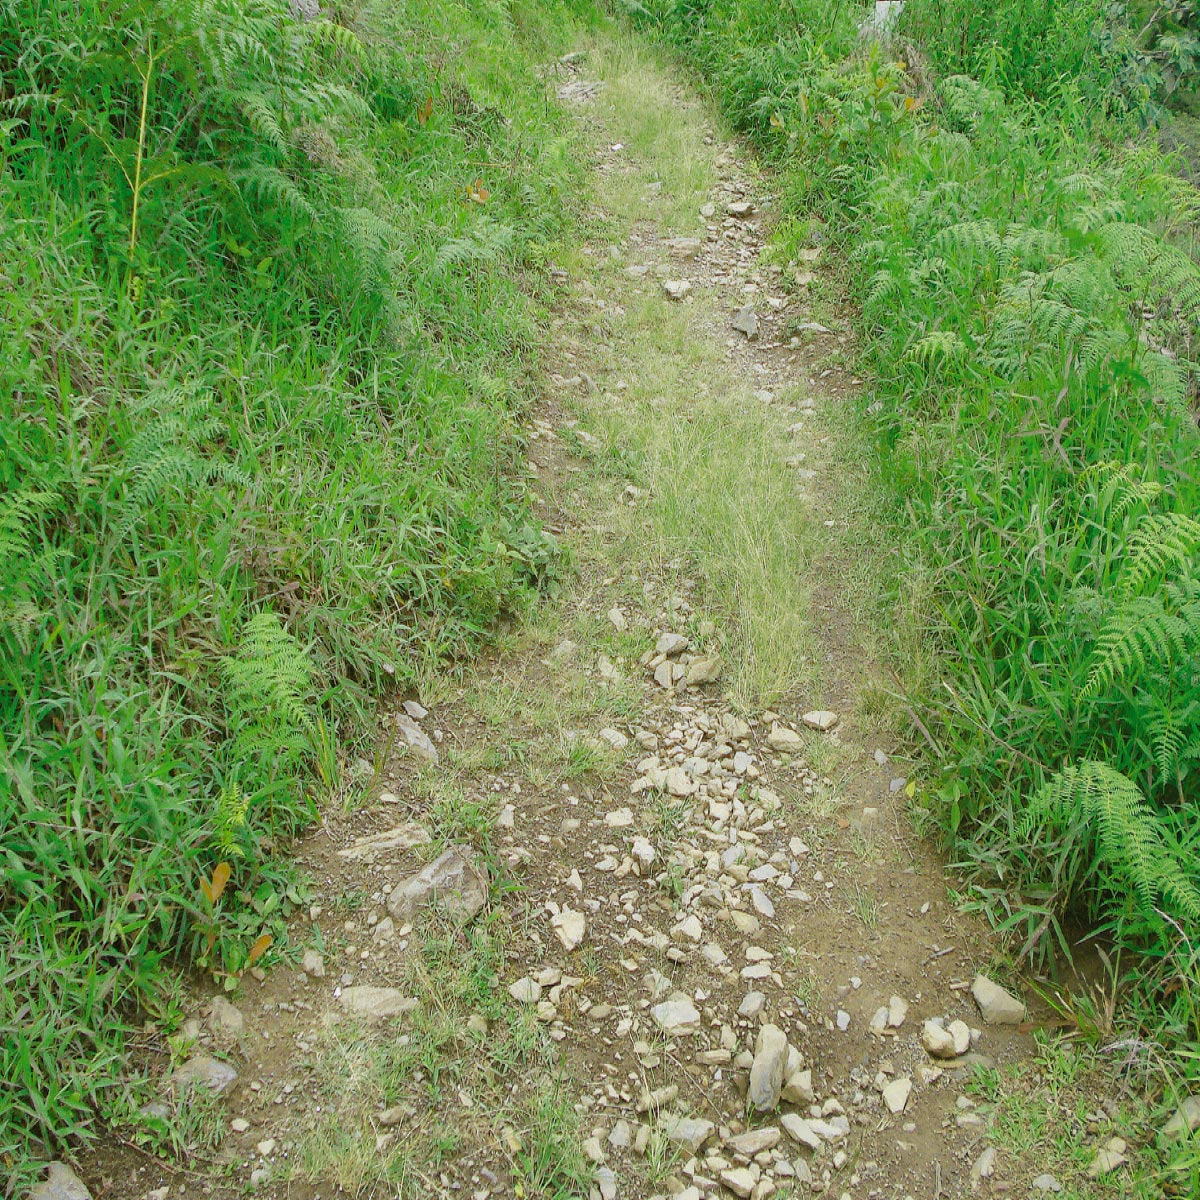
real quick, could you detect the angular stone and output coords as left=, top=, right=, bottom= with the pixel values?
left=949, top=1019, right=971, bottom=1055
left=782, top=1067, right=814, bottom=1105
left=663, top=279, right=691, bottom=301
left=781, top=1113, right=821, bottom=1151
left=652, top=996, right=701, bottom=1034
left=685, top=655, right=723, bottom=686
left=727, top=200, right=755, bottom=217
left=882, top=1077, right=912, bottom=1114
left=395, top=712, right=438, bottom=763
left=301, top=948, right=325, bottom=978
left=887, top=995, right=908, bottom=1027
left=339, top=987, right=418, bottom=1020
left=801, top=710, right=838, bottom=731
left=732, top=306, right=758, bottom=339
left=719, top=1167, right=755, bottom=1197
left=30, top=1163, right=92, bottom=1200
left=338, top=822, right=431, bottom=860
left=656, top=632, right=690, bottom=657
left=1032, top=1174, right=1062, bottom=1192
left=665, top=766, right=698, bottom=797
left=170, top=1054, right=238, bottom=1095
left=551, top=907, right=587, bottom=951
left=208, top=995, right=244, bottom=1038
left=766, top=725, right=803, bottom=753
left=386, top=846, right=487, bottom=925
left=658, top=1113, right=714, bottom=1152
left=509, top=977, right=542, bottom=1004
left=726, top=1127, right=780, bottom=1156
left=666, top=237, right=702, bottom=258
left=971, top=974, right=1026, bottom=1025
left=748, top=1024, right=788, bottom=1112
left=921, top=1019, right=958, bottom=1060
left=1163, top=1095, right=1200, bottom=1141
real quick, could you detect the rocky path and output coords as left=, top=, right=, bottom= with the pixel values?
left=63, top=35, right=1063, bottom=1200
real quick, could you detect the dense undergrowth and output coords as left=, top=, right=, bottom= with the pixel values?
left=631, top=0, right=1200, bottom=1108
left=0, top=0, right=592, bottom=1176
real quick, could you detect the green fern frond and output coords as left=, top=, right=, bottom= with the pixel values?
left=214, top=782, right=250, bottom=857
left=234, top=164, right=316, bottom=222
left=1023, top=761, right=1200, bottom=924
left=1080, top=460, right=1162, bottom=523
left=934, top=219, right=1001, bottom=268
left=1121, top=512, right=1200, bottom=595
left=1099, top=222, right=1200, bottom=315
left=903, top=330, right=966, bottom=370
left=220, top=612, right=317, bottom=742
left=1083, top=595, right=1190, bottom=696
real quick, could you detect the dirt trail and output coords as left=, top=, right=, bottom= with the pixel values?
left=77, top=38, right=1050, bottom=1200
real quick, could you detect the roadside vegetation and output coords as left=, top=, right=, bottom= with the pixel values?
left=0, top=0, right=594, bottom=1178
left=626, top=0, right=1200, bottom=1177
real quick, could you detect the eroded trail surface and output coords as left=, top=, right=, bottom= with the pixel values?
left=81, top=39, right=1048, bottom=1200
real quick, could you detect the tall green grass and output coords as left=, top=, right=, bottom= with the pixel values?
left=1, top=0, right=592, bottom=1176
left=634, top=0, right=1200, bottom=1028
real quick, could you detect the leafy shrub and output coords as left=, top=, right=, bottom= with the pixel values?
left=0, top=0, right=592, bottom=1177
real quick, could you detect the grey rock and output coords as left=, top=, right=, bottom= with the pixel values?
left=732, top=306, right=758, bottom=338
left=656, top=631, right=690, bottom=657
left=30, top=1163, right=92, bottom=1200
left=386, top=846, right=487, bottom=925
left=1031, top=1174, right=1062, bottom=1193
left=921, top=1019, right=958, bottom=1060
left=663, top=279, right=692, bottom=301
left=781, top=1113, right=821, bottom=1150
left=1163, top=1095, right=1200, bottom=1141
left=301, top=948, right=325, bottom=978
left=651, top=996, right=701, bottom=1034
left=748, top=1023, right=788, bottom=1111
left=801, top=709, right=838, bottom=731
left=727, top=200, right=755, bottom=217
left=338, top=822, right=431, bottom=860
left=659, top=1113, right=715, bottom=1153
left=720, top=1167, right=755, bottom=1197
left=971, top=973, right=1026, bottom=1025
left=684, top=655, right=723, bottom=686
left=766, top=725, right=803, bottom=753
left=726, top=1127, right=780, bottom=1155
left=395, top=713, right=438, bottom=763
left=208, top=995, right=244, bottom=1038
left=338, top=986, right=418, bottom=1020
left=170, top=1054, right=238, bottom=1095
left=402, top=699, right=428, bottom=720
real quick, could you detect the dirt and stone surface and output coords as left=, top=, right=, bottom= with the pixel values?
left=56, top=42, right=1075, bottom=1200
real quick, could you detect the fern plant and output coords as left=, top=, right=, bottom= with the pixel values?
left=219, top=612, right=321, bottom=773
left=1023, top=482, right=1200, bottom=945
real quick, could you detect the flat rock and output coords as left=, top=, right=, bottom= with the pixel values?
left=801, top=709, right=838, bottom=731
left=663, top=279, right=691, bottom=301
left=658, top=1113, right=714, bottom=1152
left=1088, top=1138, right=1128, bottom=1178
left=666, top=236, right=702, bottom=258
left=781, top=1113, right=821, bottom=1150
left=1163, top=1095, right=1200, bottom=1141
left=1032, top=1174, right=1062, bottom=1192
left=338, top=987, right=418, bottom=1020
left=887, top=995, right=908, bottom=1027
left=656, top=631, right=690, bottom=657
left=170, top=1054, right=238, bottom=1095
left=685, top=655, right=723, bottom=686
left=509, top=977, right=542, bottom=1004
left=338, top=822, right=431, bottom=860
left=386, top=846, right=487, bottom=925
left=972, top=973, right=1025, bottom=1024
left=208, top=995, right=244, bottom=1038
left=395, top=712, right=438, bottom=763
left=301, top=948, right=325, bottom=978
left=971, top=1147, right=998, bottom=1183
left=551, top=907, right=587, bottom=951
left=727, top=200, right=755, bottom=217
left=748, top=1023, right=788, bottom=1111
left=651, top=996, right=701, bottom=1034
left=726, top=1127, right=780, bottom=1156
left=732, top=306, right=758, bottom=338
left=30, top=1163, right=92, bottom=1200
left=766, top=725, right=803, bottom=753
left=402, top=699, right=428, bottom=720
left=882, top=1077, right=912, bottom=1114
left=949, top=1019, right=972, bottom=1055
left=719, top=1167, right=755, bottom=1197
